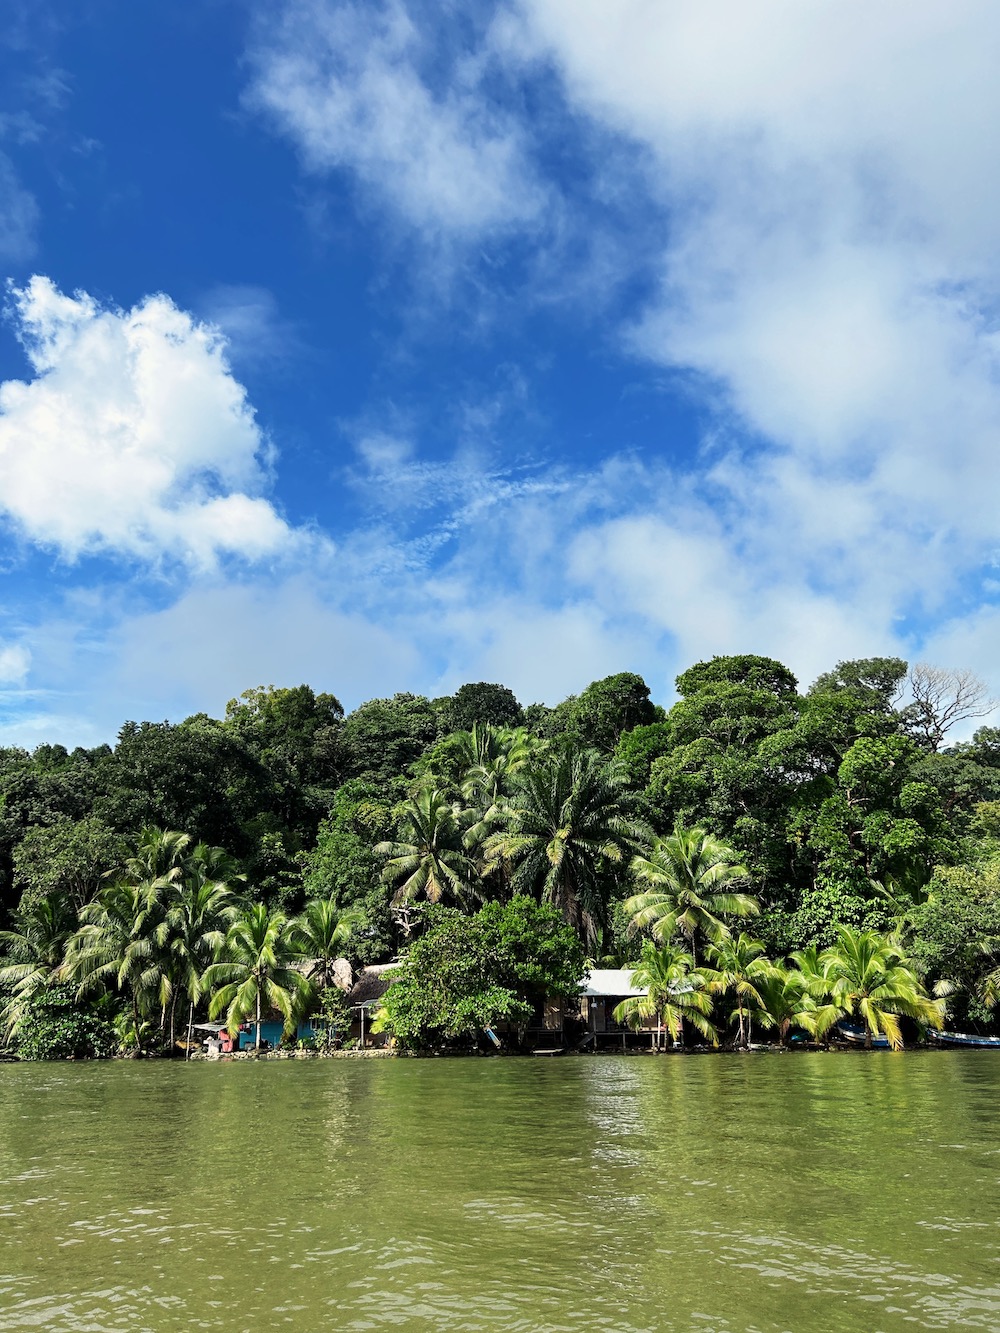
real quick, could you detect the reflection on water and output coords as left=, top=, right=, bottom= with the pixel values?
left=1, top=1054, right=999, bottom=1331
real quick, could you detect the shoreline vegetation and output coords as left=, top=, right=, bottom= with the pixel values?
left=3, top=654, right=1000, bottom=1061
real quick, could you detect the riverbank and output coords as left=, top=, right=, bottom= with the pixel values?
left=19, top=1037, right=970, bottom=1062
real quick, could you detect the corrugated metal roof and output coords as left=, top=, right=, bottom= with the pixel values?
left=579, top=968, right=647, bottom=998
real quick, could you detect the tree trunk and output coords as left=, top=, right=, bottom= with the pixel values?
left=186, top=999, right=194, bottom=1061
left=169, top=992, right=177, bottom=1050
left=255, top=986, right=262, bottom=1051
left=133, top=996, right=142, bottom=1056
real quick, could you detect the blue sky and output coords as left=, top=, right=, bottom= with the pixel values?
left=1, top=0, right=999, bottom=746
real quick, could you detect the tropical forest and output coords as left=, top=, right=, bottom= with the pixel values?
left=3, top=653, right=999, bottom=1059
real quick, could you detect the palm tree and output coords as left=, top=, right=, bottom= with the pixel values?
left=460, top=724, right=535, bottom=809
left=125, top=828, right=192, bottom=893
left=0, top=893, right=76, bottom=1043
left=613, top=941, right=717, bottom=1047
left=290, top=897, right=359, bottom=1048
left=163, top=845, right=243, bottom=1055
left=203, top=903, right=313, bottom=1051
left=376, top=786, right=476, bottom=920
left=460, top=725, right=537, bottom=881
left=62, top=880, right=170, bottom=1053
left=290, top=896, right=359, bottom=991
left=702, top=933, right=772, bottom=1048
left=67, top=830, right=236, bottom=1052
left=485, top=745, right=647, bottom=948
left=625, top=825, right=757, bottom=965
left=807, top=926, right=944, bottom=1049
left=752, top=965, right=817, bottom=1047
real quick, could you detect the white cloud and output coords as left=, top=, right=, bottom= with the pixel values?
left=0, top=152, right=38, bottom=261
left=199, top=284, right=303, bottom=371
left=0, top=641, right=30, bottom=684
left=246, top=0, right=546, bottom=239
left=0, top=276, right=302, bottom=567
left=108, top=578, right=422, bottom=718
left=491, top=1, right=1000, bottom=649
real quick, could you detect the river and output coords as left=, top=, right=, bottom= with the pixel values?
left=0, top=1052, right=997, bottom=1331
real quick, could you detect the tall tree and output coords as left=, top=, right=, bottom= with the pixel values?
left=341, top=693, right=440, bottom=785
left=626, top=825, right=757, bottom=965
left=613, top=941, right=717, bottom=1047
left=805, top=926, right=944, bottom=1049
left=376, top=786, right=476, bottom=919
left=290, top=896, right=359, bottom=991
left=162, top=842, right=243, bottom=1052
left=568, top=673, right=658, bottom=751
left=60, top=827, right=192, bottom=1051
left=905, top=664, right=996, bottom=752
left=0, top=893, right=77, bottom=1042
left=702, top=933, right=772, bottom=1048
left=486, top=745, right=646, bottom=948
left=445, top=683, right=524, bottom=733
left=12, top=816, right=127, bottom=915
left=62, top=881, right=170, bottom=1053
left=204, top=903, right=312, bottom=1051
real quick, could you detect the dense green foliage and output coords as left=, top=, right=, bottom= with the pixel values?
left=11, top=984, right=118, bottom=1060
left=374, top=897, right=585, bottom=1048
left=0, top=658, right=997, bottom=1056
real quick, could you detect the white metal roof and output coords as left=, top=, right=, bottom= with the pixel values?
left=579, top=968, right=647, bottom=998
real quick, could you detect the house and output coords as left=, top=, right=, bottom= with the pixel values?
left=578, top=968, right=656, bottom=1048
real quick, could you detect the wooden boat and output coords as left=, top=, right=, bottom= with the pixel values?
left=931, top=1030, right=1000, bottom=1049
left=833, top=1021, right=891, bottom=1049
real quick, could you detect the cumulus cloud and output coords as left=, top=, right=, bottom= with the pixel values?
left=0, top=276, right=301, bottom=567
left=246, top=0, right=546, bottom=239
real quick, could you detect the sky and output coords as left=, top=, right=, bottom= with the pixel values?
left=1, top=0, right=999, bottom=747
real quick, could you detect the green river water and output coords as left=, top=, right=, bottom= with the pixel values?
left=0, top=1052, right=998, bottom=1332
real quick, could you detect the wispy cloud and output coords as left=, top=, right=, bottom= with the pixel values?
left=246, top=0, right=547, bottom=242
left=0, top=152, right=38, bottom=260
left=198, top=284, right=305, bottom=374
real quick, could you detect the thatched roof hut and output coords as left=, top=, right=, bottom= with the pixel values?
left=345, top=962, right=403, bottom=1010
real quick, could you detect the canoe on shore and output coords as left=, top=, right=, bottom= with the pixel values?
left=833, top=1022, right=891, bottom=1048
left=931, top=1030, right=1000, bottom=1048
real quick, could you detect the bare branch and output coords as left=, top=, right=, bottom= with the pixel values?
left=906, top=663, right=997, bottom=750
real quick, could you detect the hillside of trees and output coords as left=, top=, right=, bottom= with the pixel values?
left=4, top=654, right=1000, bottom=1055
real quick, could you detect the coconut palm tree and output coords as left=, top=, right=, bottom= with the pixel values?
left=290, top=896, right=360, bottom=991
left=163, top=845, right=243, bottom=1054
left=613, top=941, right=717, bottom=1047
left=203, top=903, right=313, bottom=1051
left=0, top=893, right=77, bottom=1042
left=485, top=745, right=647, bottom=948
left=625, top=825, right=758, bottom=965
left=808, top=926, right=944, bottom=1049
left=127, top=827, right=193, bottom=890
left=702, top=933, right=772, bottom=1048
left=62, top=880, right=170, bottom=1053
left=376, top=785, right=476, bottom=918
left=58, top=828, right=208, bottom=1053
left=752, top=965, right=817, bottom=1047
